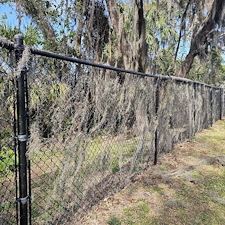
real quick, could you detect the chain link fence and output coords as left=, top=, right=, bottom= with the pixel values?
left=27, top=55, right=224, bottom=224
left=27, top=57, right=156, bottom=223
left=0, top=35, right=225, bottom=224
left=0, top=45, right=18, bottom=224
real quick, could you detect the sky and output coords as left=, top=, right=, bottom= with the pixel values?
left=0, top=2, right=191, bottom=60
left=0, top=3, right=31, bottom=31
left=0, top=1, right=224, bottom=66
left=0, top=3, right=18, bottom=27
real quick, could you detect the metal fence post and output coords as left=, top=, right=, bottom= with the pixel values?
left=193, top=82, right=197, bottom=135
left=210, top=87, right=213, bottom=127
left=154, top=79, right=160, bottom=165
left=220, top=88, right=224, bottom=120
left=14, top=34, right=29, bottom=225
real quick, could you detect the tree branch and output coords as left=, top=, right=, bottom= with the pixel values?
left=179, top=0, right=225, bottom=77
left=174, top=0, right=192, bottom=62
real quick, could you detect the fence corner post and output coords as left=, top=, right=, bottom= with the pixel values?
left=14, top=34, right=29, bottom=225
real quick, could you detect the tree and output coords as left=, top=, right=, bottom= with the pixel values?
left=105, top=0, right=148, bottom=72
left=179, top=0, right=225, bottom=77
left=1, top=0, right=225, bottom=83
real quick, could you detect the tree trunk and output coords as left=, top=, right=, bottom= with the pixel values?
left=105, top=0, right=148, bottom=73
left=179, top=0, right=225, bottom=77
left=179, top=46, right=198, bottom=78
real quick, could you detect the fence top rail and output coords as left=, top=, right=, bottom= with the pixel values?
left=0, top=35, right=223, bottom=89
left=30, top=48, right=220, bottom=89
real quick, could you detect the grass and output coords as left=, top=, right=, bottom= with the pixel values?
left=82, top=119, right=225, bottom=225
left=107, top=217, right=122, bottom=225
left=171, top=170, right=225, bottom=225
left=4, top=117, right=225, bottom=224
left=149, top=186, right=164, bottom=195
left=123, top=202, right=155, bottom=225
left=28, top=132, right=143, bottom=223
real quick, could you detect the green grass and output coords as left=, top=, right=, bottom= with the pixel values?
left=176, top=172, right=225, bottom=224
left=149, top=186, right=164, bottom=195
left=97, top=119, right=225, bottom=225
left=107, top=217, right=122, bottom=225
left=123, top=202, right=157, bottom=225
left=29, top=133, right=143, bottom=223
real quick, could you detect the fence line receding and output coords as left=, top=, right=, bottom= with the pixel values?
left=0, top=35, right=224, bottom=225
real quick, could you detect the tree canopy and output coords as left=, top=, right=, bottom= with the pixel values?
left=1, top=0, right=225, bottom=84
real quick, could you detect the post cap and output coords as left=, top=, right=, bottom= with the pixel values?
left=14, top=34, right=24, bottom=47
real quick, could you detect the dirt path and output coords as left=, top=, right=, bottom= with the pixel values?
left=80, top=119, right=225, bottom=225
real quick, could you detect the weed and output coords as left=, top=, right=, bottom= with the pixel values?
left=159, top=166, right=166, bottom=171
left=0, top=147, right=15, bottom=173
left=123, top=202, right=155, bottom=224
left=152, top=187, right=164, bottom=195
left=111, top=157, right=120, bottom=173
left=107, top=217, right=122, bottom=225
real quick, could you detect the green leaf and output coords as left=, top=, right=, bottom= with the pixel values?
left=1, top=13, right=7, bottom=20
left=0, top=161, right=6, bottom=171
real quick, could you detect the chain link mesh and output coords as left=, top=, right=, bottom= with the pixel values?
left=0, top=47, right=18, bottom=224
left=1, top=41, right=224, bottom=224
left=26, top=54, right=223, bottom=224
left=27, top=56, right=156, bottom=224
